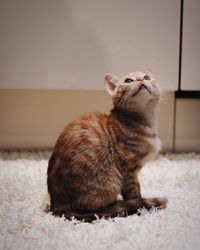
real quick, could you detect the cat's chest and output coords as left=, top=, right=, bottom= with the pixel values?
left=140, top=136, right=161, bottom=165
left=145, top=136, right=162, bottom=153
left=116, top=135, right=161, bottom=166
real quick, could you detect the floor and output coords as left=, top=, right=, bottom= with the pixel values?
left=0, top=150, right=200, bottom=250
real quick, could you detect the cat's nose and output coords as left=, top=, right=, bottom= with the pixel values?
left=137, top=77, right=144, bottom=82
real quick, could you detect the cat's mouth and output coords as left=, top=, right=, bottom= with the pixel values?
left=132, top=84, right=152, bottom=96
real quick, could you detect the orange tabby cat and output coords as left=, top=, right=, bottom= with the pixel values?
left=47, top=71, right=167, bottom=221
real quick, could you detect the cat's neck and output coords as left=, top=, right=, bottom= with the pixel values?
left=110, top=106, right=158, bottom=133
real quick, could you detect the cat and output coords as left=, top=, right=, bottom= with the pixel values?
left=46, top=71, right=168, bottom=222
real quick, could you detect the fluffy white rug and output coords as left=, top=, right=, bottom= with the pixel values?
left=0, top=151, right=200, bottom=250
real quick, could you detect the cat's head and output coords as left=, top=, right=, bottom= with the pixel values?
left=105, top=71, right=161, bottom=111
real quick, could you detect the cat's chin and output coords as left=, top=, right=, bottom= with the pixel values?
left=132, top=84, right=152, bottom=97
left=135, top=85, right=161, bottom=102
left=132, top=92, right=161, bottom=108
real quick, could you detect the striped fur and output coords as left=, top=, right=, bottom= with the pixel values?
left=47, top=71, right=167, bottom=221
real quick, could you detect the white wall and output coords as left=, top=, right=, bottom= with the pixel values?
left=0, top=0, right=180, bottom=90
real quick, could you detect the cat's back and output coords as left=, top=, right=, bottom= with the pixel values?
left=54, top=112, right=110, bottom=153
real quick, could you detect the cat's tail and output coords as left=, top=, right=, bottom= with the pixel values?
left=51, top=197, right=168, bottom=222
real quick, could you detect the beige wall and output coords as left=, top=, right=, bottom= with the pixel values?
left=0, top=90, right=111, bottom=148
left=0, top=90, right=174, bottom=151
left=175, top=99, right=200, bottom=152
left=1, top=90, right=200, bottom=152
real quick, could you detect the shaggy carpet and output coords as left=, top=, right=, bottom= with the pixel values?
left=0, top=151, right=200, bottom=250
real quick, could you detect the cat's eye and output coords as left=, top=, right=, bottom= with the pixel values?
left=144, top=75, right=151, bottom=80
left=124, top=78, right=133, bottom=83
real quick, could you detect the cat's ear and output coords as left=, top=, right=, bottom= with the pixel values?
left=105, top=73, right=119, bottom=96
